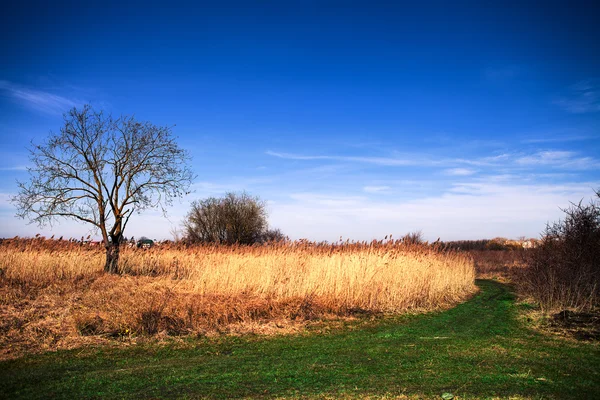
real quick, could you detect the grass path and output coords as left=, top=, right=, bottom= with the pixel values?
left=1, top=280, right=599, bottom=399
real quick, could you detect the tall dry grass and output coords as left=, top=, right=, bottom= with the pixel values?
left=470, top=250, right=527, bottom=281
left=0, top=238, right=475, bottom=359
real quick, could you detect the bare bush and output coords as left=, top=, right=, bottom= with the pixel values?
left=520, top=189, right=600, bottom=311
left=183, top=192, right=280, bottom=245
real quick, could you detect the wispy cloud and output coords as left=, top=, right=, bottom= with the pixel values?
left=268, top=149, right=599, bottom=172
left=267, top=150, right=493, bottom=168
left=453, top=154, right=511, bottom=167
left=0, top=80, right=80, bottom=115
left=265, top=151, right=427, bottom=166
left=522, top=135, right=593, bottom=144
left=516, top=151, right=574, bottom=165
left=443, top=168, right=476, bottom=176
left=363, top=185, right=391, bottom=193
left=0, top=165, right=28, bottom=171
left=515, top=151, right=598, bottom=169
left=554, top=80, right=600, bottom=114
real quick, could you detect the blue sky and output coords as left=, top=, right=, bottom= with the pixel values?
left=1, top=1, right=599, bottom=241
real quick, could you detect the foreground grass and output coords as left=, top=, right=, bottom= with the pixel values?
left=1, top=280, right=599, bottom=399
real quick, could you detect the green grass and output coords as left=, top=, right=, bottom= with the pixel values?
left=1, top=280, right=599, bottom=399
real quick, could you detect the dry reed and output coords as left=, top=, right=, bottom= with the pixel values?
left=0, top=238, right=475, bottom=359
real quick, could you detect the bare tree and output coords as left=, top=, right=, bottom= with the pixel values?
left=12, top=105, right=194, bottom=273
left=184, top=192, right=274, bottom=245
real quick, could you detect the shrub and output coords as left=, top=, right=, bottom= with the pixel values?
left=521, top=189, right=600, bottom=311
left=260, top=228, right=287, bottom=243
left=183, top=192, right=282, bottom=245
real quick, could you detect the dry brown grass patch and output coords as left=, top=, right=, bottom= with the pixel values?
left=0, top=239, right=476, bottom=359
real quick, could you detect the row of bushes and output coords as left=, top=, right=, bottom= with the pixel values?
left=439, top=238, right=531, bottom=251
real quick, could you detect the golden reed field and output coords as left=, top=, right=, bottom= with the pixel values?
left=0, top=238, right=475, bottom=359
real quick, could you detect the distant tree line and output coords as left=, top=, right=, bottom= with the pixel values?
left=438, top=238, right=526, bottom=251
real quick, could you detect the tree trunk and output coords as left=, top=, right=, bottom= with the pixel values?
left=104, top=242, right=120, bottom=274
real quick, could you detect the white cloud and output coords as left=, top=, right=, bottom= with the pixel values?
left=0, top=165, right=28, bottom=171
left=522, top=135, right=593, bottom=144
left=266, top=150, right=428, bottom=166
left=453, top=154, right=511, bottom=167
left=267, top=150, right=513, bottom=169
left=266, top=148, right=600, bottom=181
left=443, top=168, right=476, bottom=176
left=267, top=182, right=599, bottom=242
left=363, top=185, right=391, bottom=193
left=3, top=182, right=599, bottom=243
left=0, top=80, right=80, bottom=115
left=516, top=151, right=598, bottom=169
left=516, top=150, right=574, bottom=164
left=267, top=149, right=553, bottom=170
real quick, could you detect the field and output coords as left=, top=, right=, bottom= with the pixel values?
left=0, top=238, right=475, bottom=360
left=2, top=238, right=599, bottom=399
left=470, top=249, right=527, bottom=281
left=2, top=280, right=599, bottom=399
